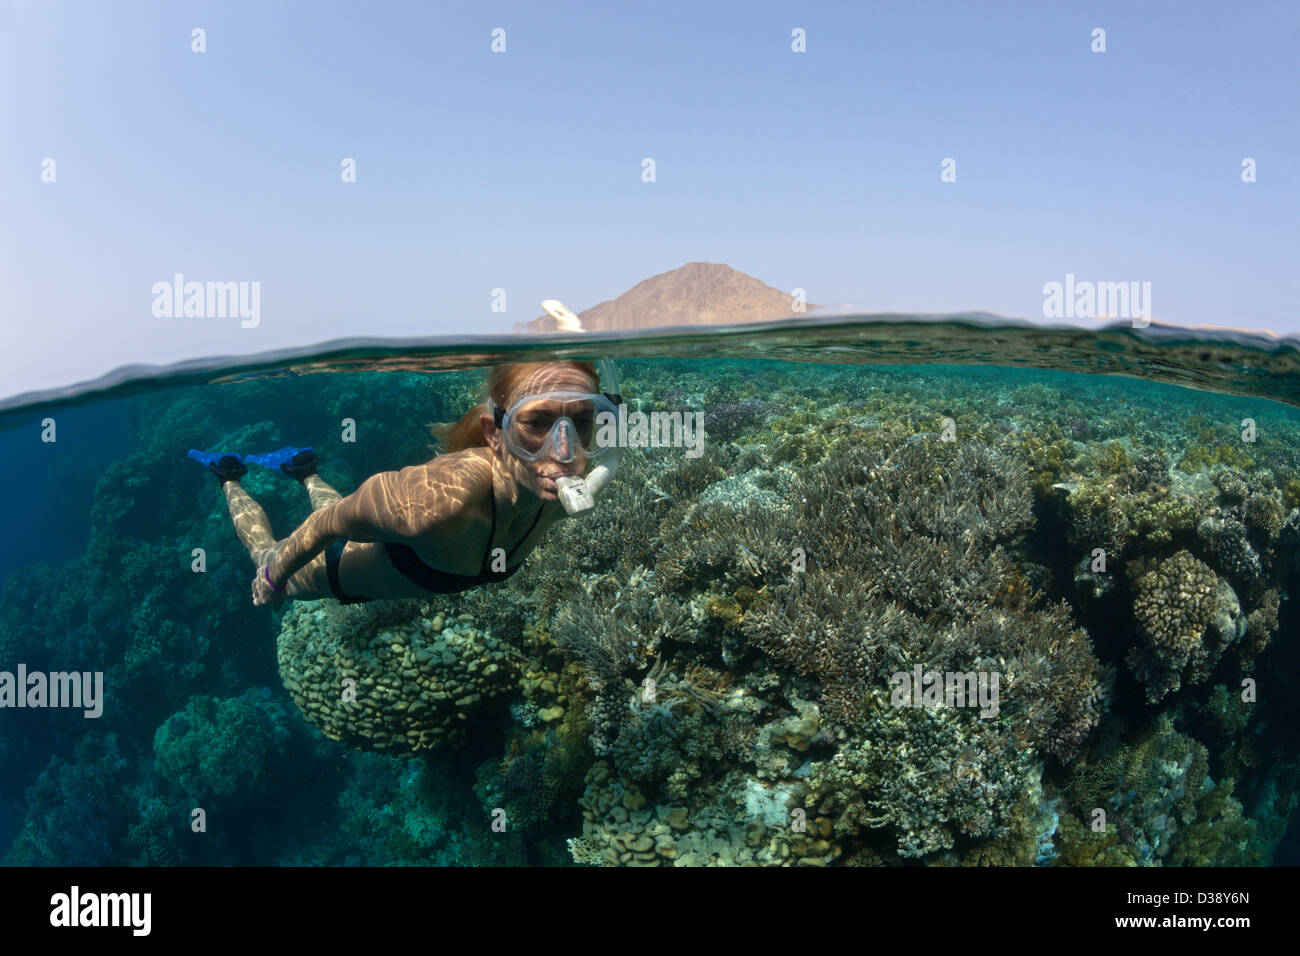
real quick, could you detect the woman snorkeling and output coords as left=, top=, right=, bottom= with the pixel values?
left=189, top=359, right=622, bottom=607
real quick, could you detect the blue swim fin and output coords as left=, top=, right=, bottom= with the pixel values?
left=246, top=446, right=318, bottom=480
left=188, top=449, right=247, bottom=485
left=189, top=446, right=317, bottom=483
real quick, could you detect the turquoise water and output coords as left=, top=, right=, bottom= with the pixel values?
left=1, top=316, right=1297, bottom=866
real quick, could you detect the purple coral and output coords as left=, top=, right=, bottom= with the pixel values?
left=697, top=399, right=769, bottom=441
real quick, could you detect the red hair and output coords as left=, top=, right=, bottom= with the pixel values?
left=430, top=360, right=600, bottom=453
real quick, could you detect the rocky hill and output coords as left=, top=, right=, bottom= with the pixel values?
left=517, top=261, right=821, bottom=333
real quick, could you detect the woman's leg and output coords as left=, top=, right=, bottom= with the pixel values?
left=222, top=471, right=349, bottom=600
left=302, top=473, right=343, bottom=512
left=223, top=473, right=341, bottom=561
left=222, top=480, right=278, bottom=567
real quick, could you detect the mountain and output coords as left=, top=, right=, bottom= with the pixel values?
left=516, top=261, right=822, bottom=333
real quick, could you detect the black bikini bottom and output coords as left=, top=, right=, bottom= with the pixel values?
left=325, top=539, right=372, bottom=605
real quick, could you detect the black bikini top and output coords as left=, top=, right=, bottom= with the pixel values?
left=384, top=484, right=544, bottom=594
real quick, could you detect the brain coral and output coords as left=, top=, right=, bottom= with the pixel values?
left=277, top=600, right=516, bottom=754
left=1127, top=551, right=1246, bottom=703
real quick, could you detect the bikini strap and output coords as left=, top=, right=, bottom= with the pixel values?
left=479, top=482, right=545, bottom=576
left=508, top=505, right=546, bottom=562
left=480, top=483, right=498, bottom=574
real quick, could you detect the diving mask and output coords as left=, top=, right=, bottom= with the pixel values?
left=491, top=389, right=622, bottom=464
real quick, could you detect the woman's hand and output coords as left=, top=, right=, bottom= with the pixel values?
left=252, top=547, right=289, bottom=607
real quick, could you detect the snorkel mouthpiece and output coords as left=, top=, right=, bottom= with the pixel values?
left=555, top=445, right=621, bottom=515
left=556, top=475, right=596, bottom=514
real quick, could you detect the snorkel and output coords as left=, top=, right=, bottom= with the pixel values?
left=555, top=357, right=623, bottom=515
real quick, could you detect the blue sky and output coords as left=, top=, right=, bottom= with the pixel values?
left=3, top=0, right=1297, bottom=400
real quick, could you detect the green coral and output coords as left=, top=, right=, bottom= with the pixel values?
left=126, top=798, right=184, bottom=866
left=957, top=794, right=1043, bottom=866
left=1178, top=440, right=1256, bottom=473
left=1167, top=779, right=1262, bottom=866
left=1053, top=813, right=1140, bottom=866
left=1245, top=492, right=1285, bottom=540
left=3, top=732, right=136, bottom=866
left=153, top=691, right=288, bottom=802
left=1130, top=494, right=1197, bottom=546
left=1065, top=716, right=1214, bottom=864
left=702, top=593, right=744, bottom=630
left=314, top=753, right=461, bottom=865
left=1017, top=435, right=1076, bottom=497
left=1283, top=478, right=1300, bottom=510
left=1095, top=441, right=1133, bottom=474
left=1203, top=683, right=1254, bottom=737
left=1067, top=478, right=1133, bottom=556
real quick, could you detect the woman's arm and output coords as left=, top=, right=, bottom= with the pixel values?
left=266, top=457, right=486, bottom=587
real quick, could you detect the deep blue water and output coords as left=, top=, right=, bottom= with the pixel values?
left=0, top=400, right=131, bottom=589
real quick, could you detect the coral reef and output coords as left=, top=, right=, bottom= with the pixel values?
left=4, top=732, right=137, bottom=866
left=152, top=688, right=304, bottom=806
left=1127, top=551, right=1247, bottom=703
left=804, top=694, right=1039, bottom=858
left=692, top=399, right=771, bottom=442
left=277, top=600, right=517, bottom=754
left=3, top=359, right=1298, bottom=868
left=571, top=761, right=839, bottom=867
left=1063, top=716, right=1264, bottom=865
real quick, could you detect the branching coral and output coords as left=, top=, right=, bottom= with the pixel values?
left=1196, top=517, right=1263, bottom=592
left=742, top=575, right=909, bottom=723
left=153, top=690, right=296, bottom=803
left=519, top=448, right=683, bottom=599
left=1245, top=588, right=1280, bottom=658
left=947, top=602, right=1112, bottom=760
left=550, top=572, right=698, bottom=691
left=1062, top=716, right=1237, bottom=864
left=804, top=692, right=1039, bottom=859
left=603, top=658, right=740, bottom=798
left=3, top=732, right=136, bottom=866
left=743, top=439, right=1097, bottom=734
left=540, top=429, right=1111, bottom=860
left=789, top=440, right=1033, bottom=619
left=655, top=494, right=796, bottom=593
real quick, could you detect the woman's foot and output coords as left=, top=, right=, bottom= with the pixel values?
left=208, top=454, right=247, bottom=485
left=242, top=446, right=318, bottom=481
left=279, top=449, right=319, bottom=482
